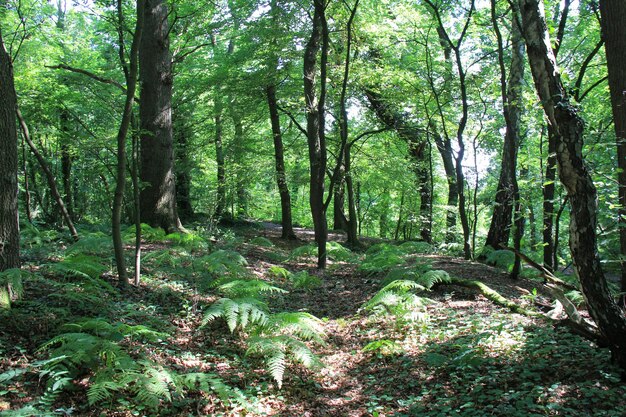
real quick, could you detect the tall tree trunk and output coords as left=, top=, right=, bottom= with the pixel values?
left=519, top=0, right=626, bottom=370
left=485, top=0, right=525, bottom=250
left=139, top=0, right=181, bottom=233
left=0, top=29, right=20, bottom=271
left=113, top=0, right=144, bottom=288
left=304, top=1, right=328, bottom=269
left=431, top=125, right=459, bottom=243
left=174, top=117, right=194, bottom=221
left=599, top=0, right=626, bottom=297
left=266, top=84, right=296, bottom=239
left=214, top=96, right=226, bottom=220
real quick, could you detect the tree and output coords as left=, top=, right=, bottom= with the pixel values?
left=519, top=0, right=626, bottom=370
left=112, top=0, right=144, bottom=287
left=0, top=26, right=19, bottom=271
left=485, top=0, right=525, bottom=253
left=304, top=0, right=329, bottom=269
left=599, top=0, right=626, bottom=299
left=139, top=0, right=182, bottom=233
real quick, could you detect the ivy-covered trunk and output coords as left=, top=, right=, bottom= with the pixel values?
left=0, top=29, right=20, bottom=271
left=520, top=0, right=626, bottom=370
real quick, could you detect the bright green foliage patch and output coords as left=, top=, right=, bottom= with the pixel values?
left=289, top=271, right=322, bottom=290
left=249, top=236, right=274, bottom=247
left=486, top=249, right=516, bottom=272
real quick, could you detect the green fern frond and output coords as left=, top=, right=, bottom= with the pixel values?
left=216, top=279, right=286, bottom=298
left=289, top=271, right=322, bottom=290
left=362, top=339, right=404, bottom=356
left=485, top=249, right=515, bottom=271
left=201, top=297, right=269, bottom=332
left=418, top=270, right=451, bottom=289
left=359, top=244, right=405, bottom=274
left=177, top=372, right=250, bottom=407
left=267, top=266, right=291, bottom=280
left=143, top=248, right=187, bottom=269
left=247, top=335, right=322, bottom=388
left=166, top=232, right=209, bottom=251
left=66, top=233, right=112, bottom=256
left=363, top=280, right=434, bottom=324
left=46, top=253, right=109, bottom=280
left=87, top=379, right=120, bottom=405
left=265, top=312, right=326, bottom=343
left=327, top=242, right=353, bottom=261
left=289, top=244, right=317, bottom=260
left=195, top=250, right=249, bottom=278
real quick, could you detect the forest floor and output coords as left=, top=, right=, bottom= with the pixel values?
left=1, top=221, right=626, bottom=416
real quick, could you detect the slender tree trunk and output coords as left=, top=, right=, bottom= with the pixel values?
left=174, top=118, right=194, bottom=221
left=17, top=108, right=79, bottom=241
left=21, top=135, right=32, bottom=223
left=543, top=127, right=557, bottom=271
left=266, top=84, right=296, bottom=239
left=599, top=0, right=626, bottom=296
left=139, top=0, right=181, bottom=233
left=131, top=113, right=141, bottom=286
left=113, top=0, right=144, bottom=287
left=485, top=1, right=525, bottom=250
left=431, top=125, right=459, bottom=243
left=345, top=143, right=359, bottom=245
left=520, top=0, right=626, bottom=370
left=214, top=97, right=226, bottom=220
left=0, top=29, right=20, bottom=271
left=304, top=2, right=328, bottom=269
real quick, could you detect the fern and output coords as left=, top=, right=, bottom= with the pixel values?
left=202, top=297, right=269, bottom=332
left=289, top=244, right=318, bottom=260
left=419, top=270, right=451, bottom=289
left=362, top=339, right=404, bottom=356
left=359, top=244, right=405, bottom=274
left=327, top=242, right=353, bottom=261
left=246, top=335, right=322, bottom=388
left=166, top=232, right=209, bottom=251
left=199, top=250, right=249, bottom=278
left=289, top=271, right=322, bottom=290
left=485, top=249, right=516, bottom=271
left=267, top=266, right=291, bottom=280
left=143, top=248, right=188, bottom=269
left=65, top=232, right=112, bottom=256
left=363, top=279, right=435, bottom=325
left=177, top=372, right=250, bottom=408
left=215, top=279, right=287, bottom=298
left=264, top=312, right=326, bottom=343
left=45, top=253, right=109, bottom=280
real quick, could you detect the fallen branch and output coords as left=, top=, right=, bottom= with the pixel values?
left=448, top=276, right=540, bottom=317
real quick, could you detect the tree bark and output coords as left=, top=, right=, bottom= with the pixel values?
left=214, top=96, right=226, bottom=220
left=519, top=0, right=626, bottom=370
left=599, top=0, right=626, bottom=296
left=0, top=29, right=20, bottom=271
left=485, top=0, right=525, bottom=250
left=304, top=1, right=328, bottom=269
left=174, top=117, right=194, bottom=221
left=139, top=0, right=181, bottom=233
left=113, top=0, right=144, bottom=287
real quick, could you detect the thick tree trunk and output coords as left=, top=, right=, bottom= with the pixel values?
left=139, top=0, right=181, bottom=233
left=599, top=0, right=626, bottom=296
left=0, top=30, right=20, bottom=271
left=520, top=0, right=626, bottom=370
left=266, top=84, right=296, bottom=239
left=304, top=2, right=328, bottom=269
left=486, top=2, right=525, bottom=250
